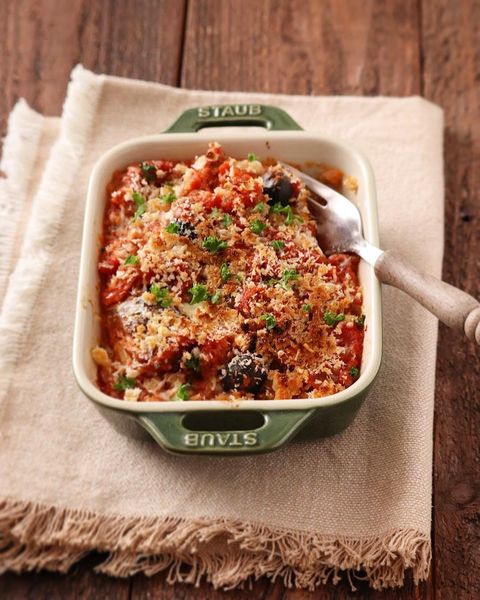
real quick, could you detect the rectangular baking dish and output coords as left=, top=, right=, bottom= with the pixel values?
left=73, top=104, right=382, bottom=455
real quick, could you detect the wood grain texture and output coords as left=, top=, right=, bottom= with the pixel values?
left=129, top=574, right=429, bottom=600
left=0, top=554, right=131, bottom=600
left=421, top=1, right=480, bottom=599
left=0, top=0, right=478, bottom=598
left=182, top=0, right=420, bottom=95
left=0, top=0, right=186, bottom=140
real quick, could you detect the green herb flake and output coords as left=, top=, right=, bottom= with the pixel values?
left=280, top=268, right=299, bottom=290
left=211, top=290, right=222, bottom=304
left=124, top=254, right=140, bottom=266
left=253, top=202, right=265, bottom=214
left=113, top=376, right=137, bottom=391
left=175, top=384, right=189, bottom=401
left=222, top=213, right=233, bottom=227
left=302, top=303, right=312, bottom=313
left=132, top=191, right=146, bottom=220
left=269, top=202, right=303, bottom=225
left=271, top=240, right=285, bottom=251
left=261, top=313, right=276, bottom=331
left=140, top=162, right=156, bottom=182
left=284, top=205, right=303, bottom=225
left=150, top=283, right=172, bottom=308
left=323, top=311, right=345, bottom=326
left=165, top=222, right=180, bottom=234
left=250, top=219, right=266, bottom=235
left=220, top=262, right=232, bottom=282
left=203, top=236, right=228, bottom=253
left=356, top=314, right=366, bottom=328
left=189, top=284, right=210, bottom=304
left=161, top=192, right=176, bottom=204
left=350, top=366, right=360, bottom=378
left=247, top=152, right=258, bottom=162
left=185, top=355, right=201, bottom=372
left=270, top=202, right=284, bottom=215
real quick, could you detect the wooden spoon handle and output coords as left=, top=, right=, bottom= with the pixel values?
left=375, top=250, right=480, bottom=344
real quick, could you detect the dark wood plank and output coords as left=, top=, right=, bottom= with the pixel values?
left=421, top=1, right=480, bottom=599
left=130, top=574, right=276, bottom=600
left=181, top=0, right=420, bottom=95
left=0, top=554, right=130, bottom=600
left=130, top=574, right=430, bottom=600
left=0, top=0, right=186, bottom=140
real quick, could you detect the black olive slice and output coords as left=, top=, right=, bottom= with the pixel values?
left=177, top=221, right=197, bottom=240
left=263, top=172, right=294, bottom=206
left=221, top=352, right=267, bottom=393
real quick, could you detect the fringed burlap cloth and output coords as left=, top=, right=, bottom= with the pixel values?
left=0, top=66, right=443, bottom=590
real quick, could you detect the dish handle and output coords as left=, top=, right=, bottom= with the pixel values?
left=137, top=409, right=315, bottom=455
left=164, top=104, right=302, bottom=133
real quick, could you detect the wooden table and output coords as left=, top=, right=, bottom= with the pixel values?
left=0, top=1, right=478, bottom=598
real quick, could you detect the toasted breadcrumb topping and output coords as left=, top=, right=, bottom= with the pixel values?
left=94, top=143, right=364, bottom=401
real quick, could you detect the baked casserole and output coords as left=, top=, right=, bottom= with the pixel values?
left=93, top=143, right=365, bottom=402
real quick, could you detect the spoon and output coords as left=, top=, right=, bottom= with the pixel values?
left=281, top=162, right=480, bottom=345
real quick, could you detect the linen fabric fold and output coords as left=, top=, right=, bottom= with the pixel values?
left=0, top=66, right=443, bottom=590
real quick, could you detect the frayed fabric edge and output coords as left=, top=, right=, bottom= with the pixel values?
left=0, top=100, right=46, bottom=309
left=0, top=497, right=430, bottom=591
left=0, top=67, right=104, bottom=401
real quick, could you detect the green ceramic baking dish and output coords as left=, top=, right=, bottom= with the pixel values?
left=73, top=104, right=382, bottom=455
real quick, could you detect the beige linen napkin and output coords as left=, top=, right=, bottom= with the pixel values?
left=0, top=66, right=443, bottom=590
left=0, top=101, right=59, bottom=307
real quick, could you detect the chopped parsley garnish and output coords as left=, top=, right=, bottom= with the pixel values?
left=302, top=303, right=312, bottom=313
left=271, top=240, right=285, bottom=251
left=124, top=254, right=139, bottom=265
left=161, top=191, right=176, bottom=204
left=269, top=202, right=303, bottom=225
left=113, top=376, right=137, bottom=391
left=185, top=355, right=201, bottom=372
left=323, top=311, right=345, bottom=326
left=209, top=209, right=231, bottom=227
left=189, top=284, right=210, bottom=304
left=165, top=222, right=180, bottom=234
left=222, top=213, right=233, bottom=227
left=132, top=191, right=146, bottom=220
left=220, top=262, right=233, bottom=282
left=356, top=314, right=366, bottom=327
left=250, top=219, right=266, bottom=234
left=211, top=290, right=222, bottom=304
left=203, top=236, right=228, bottom=252
left=175, top=384, right=189, bottom=401
left=270, top=202, right=285, bottom=215
left=350, top=367, right=360, bottom=378
left=283, top=206, right=303, bottom=225
left=279, top=268, right=299, bottom=290
left=247, top=152, right=258, bottom=162
left=189, top=284, right=222, bottom=305
left=150, top=283, right=172, bottom=308
left=261, top=313, right=276, bottom=330
left=140, top=162, right=156, bottom=182
left=253, top=202, right=265, bottom=213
